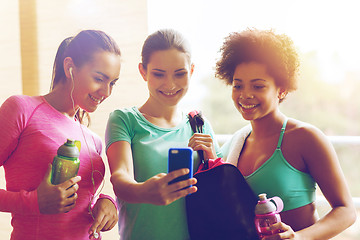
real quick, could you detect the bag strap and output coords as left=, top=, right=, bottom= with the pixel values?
left=188, top=110, right=209, bottom=169
left=188, top=113, right=198, bottom=134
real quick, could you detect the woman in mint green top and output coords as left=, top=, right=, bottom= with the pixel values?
left=105, top=29, right=221, bottom=240
left=215, top=28, right=356, bottom=239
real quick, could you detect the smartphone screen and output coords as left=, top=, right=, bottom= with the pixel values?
left=168, top=147, right=194, bottom=186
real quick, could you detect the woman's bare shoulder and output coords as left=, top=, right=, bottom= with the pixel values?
left=286, top=118, right=326, bottom=141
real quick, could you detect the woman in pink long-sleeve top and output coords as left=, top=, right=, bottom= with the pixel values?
left=0, top=29, right=121, bottom=240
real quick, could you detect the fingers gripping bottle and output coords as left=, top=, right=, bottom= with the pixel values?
left=254, top=193, right=284, bottom=238
left=51, top=139, right=80, bottom=185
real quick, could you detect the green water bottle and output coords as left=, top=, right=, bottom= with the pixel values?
left=51, top=139, right=80, bottom=185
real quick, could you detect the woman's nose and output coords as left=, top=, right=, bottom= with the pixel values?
left=99, top=83, right=111, bottom=97
left=163, top=76, right=176, bottom=90
left=240, top=90, right=254, bottom=99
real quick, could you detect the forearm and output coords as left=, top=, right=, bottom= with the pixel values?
left=91, top=194, right=118, bottom=212
left=297, top=205, right=356, bottom=240
left=204, top=147, right=217, bottom=160
left=110, top=171, right=144, bottom=203
left=0, top=189, right=40, bottom=215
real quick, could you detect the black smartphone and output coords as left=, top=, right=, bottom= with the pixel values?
left=168, top=147, right=194, bottom=186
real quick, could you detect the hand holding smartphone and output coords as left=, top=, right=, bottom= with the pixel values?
left=168, top=147, right=194, bottom=186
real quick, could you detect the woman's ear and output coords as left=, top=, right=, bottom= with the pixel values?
left=278, top=89, right=288, bottom=101
left=63, top=57, right=75, bottom=79
left=138, top=63, right=147, bottom=82
left=190, top=63, right=195, bottom=77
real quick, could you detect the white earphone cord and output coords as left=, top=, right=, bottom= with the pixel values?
left=35, top=69, right=104, bottom=239
left=70, top=71, right=105, bottom=219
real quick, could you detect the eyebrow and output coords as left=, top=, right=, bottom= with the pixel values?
left=233, top=78, right=266, bottom=82
left=152, top=68, right=187, bottom=72
left=96, top=71, right=119, bottom=81
left=152, top=69, right=166, bottom=72
left=96, top=71, right=110, bottom=80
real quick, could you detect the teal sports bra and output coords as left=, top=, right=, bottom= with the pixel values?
left=244, top=119, right=316, bottom=211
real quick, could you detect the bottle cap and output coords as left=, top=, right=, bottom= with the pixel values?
left=258, top=193, right=267, bottom=202
left=65, top=139, right=76, bottom=146
left=57, top=139, right=80, bottom=159
left=255, top=193, right=277, bottom=215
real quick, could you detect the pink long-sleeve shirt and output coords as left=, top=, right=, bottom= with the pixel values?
left=0, top=95, right=110, bottom=240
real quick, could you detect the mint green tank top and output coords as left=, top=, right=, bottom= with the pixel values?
left=245, top=119, right=316, bottom=211
left=105, top=107, right=222, bottom=240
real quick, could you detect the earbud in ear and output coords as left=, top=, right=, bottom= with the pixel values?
left=69, top=67, right=73, bottom=79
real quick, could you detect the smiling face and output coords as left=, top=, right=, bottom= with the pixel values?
left=232, top=62, right=285, bottom=121
left=72, top=51, right=121, bottom=113
left=139, top=48, right=194, bottom=107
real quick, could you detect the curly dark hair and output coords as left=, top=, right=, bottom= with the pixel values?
left=215, top=28, right=299, bottom=92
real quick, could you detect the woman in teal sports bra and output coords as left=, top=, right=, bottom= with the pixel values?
left=215, top=28, right=356, bottom=239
